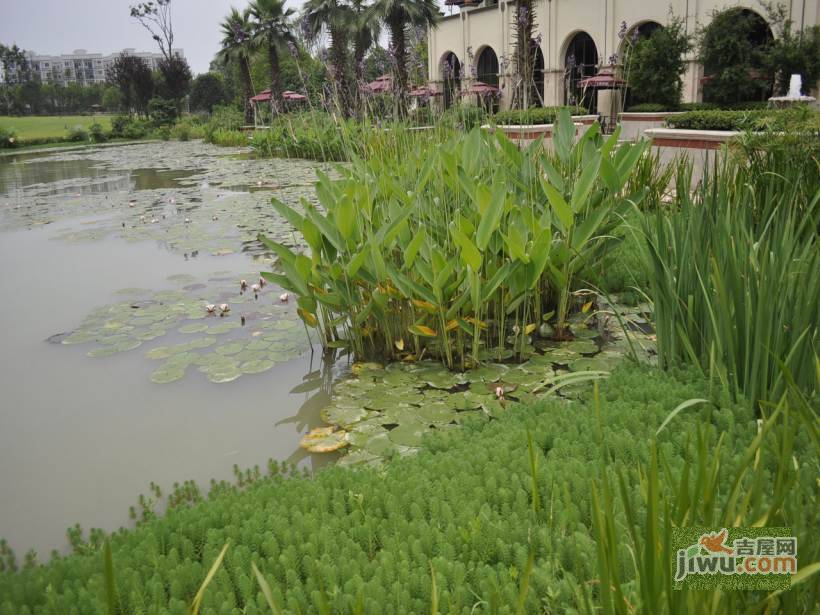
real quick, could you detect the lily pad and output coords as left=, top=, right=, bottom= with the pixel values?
left=387, top=423, right=426, bottom=447
left=300, top=426, right=348, bottom=453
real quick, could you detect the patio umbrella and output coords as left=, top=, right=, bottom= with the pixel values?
left=576, top=67, right=625, bottom=89
left=461, top=81, right=500, bottom=96
left=363, top=75, right=393, bottom=94
left=409, top=86, right=442, bottom=98
left=250, top=89, right=272, bottom=103
left=282, top=90, right=308, bottom=102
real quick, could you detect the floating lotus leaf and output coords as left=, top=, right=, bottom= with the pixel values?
left=300, top=426, right=348, bottom=453
left=239, top=359, right=274, bottom=375
left=205, top=364, right=242, bottom=383
left=563, top=340, right=599, bottom=354
left=150, top=363, right=187, bottom=384
left=417, top=404, right=457, bottom=424
left=179, top=323, right=209, bottom=334
left=216, top=341, right=246, bottom=356
left=387, top=423, right=427, bottom=447
left=146, top=346, right=174, bottom=360
left=573, top=328, right=599, bottom=340
left=206, top=322, right=241, bottom=335
left=465, top=363, right=509, bottom=383
left=61, top=331, right=98, bottom=345
left=568, top=357, right=618, bottom=372
left=86, top=345, right=123, bottom=358
left=336, top=449, right=382, bottom=468
left=362, top=432, right=397, bottom=456
left=321, top=405, right=369, bottom=428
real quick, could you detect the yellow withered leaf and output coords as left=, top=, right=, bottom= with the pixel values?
left=464, top=316, right=488, bottom=329
left=445, top=319, right=459, bottom=332
left=395, top=339, right=405, bottom=351
left=582, top=301, right=593, bottom=313
left=411, top=299, right=437, bottom=313
left=524, top=323, right=537, bottom=335
left=409, top=324, right=438, bottom=337
left=297, top=308, right=318, bottom=327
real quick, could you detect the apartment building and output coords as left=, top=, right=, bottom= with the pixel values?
left=429, top=0, right=820, bottom=111
left=3, top=48, right=186, bottom=86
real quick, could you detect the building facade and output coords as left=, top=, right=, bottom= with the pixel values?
left=428, top=0, right=820, bottom=112
left=3, top=48, right=185, bottom=86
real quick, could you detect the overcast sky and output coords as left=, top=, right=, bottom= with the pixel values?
left=0, top=0, right=452, bottom=75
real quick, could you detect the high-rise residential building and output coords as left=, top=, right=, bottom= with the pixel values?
left=2, top=48, right=185, bottom=86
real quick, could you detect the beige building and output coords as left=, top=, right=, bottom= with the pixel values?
left=427, top=0, right=820, bottom=112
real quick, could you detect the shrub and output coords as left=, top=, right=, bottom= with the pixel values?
left=206, top=128, right=249, bottom=147
left=441, top=104, right=487, bottom=130
left=677, top=101, right=718, bottom=111
left=624, top=16, right=693, bottom=109
left=66, top=125, right=89, bottom=142
left=625, top=103, right=668, bottom=113
left=148, top=97, right=179, bottom=127
left=0, top=126, right=17, bottom=149
left=208, top=104, right=244, bottom=131
left=493, top=105, right=585, bottom=125
left=89, top=123, right=107, bottom=143
left=665, top=109, right=773, bottom=130
left=109, top=115, right=131, bottom=137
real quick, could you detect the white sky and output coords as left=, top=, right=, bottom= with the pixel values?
left=0, top=0, right=452, bottom=75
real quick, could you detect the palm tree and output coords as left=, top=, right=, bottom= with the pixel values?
left=249, top=0, right=296, bottom=115
left=351, top=0, right=380, bottom=100
left=217, top=8, right=257, bottom=125
left=304, top=0, right=352, bottom=111
left=368, top=0, right=439, bottom=116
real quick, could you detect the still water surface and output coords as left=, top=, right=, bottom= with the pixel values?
left=0, top=143, right=341, bottom=558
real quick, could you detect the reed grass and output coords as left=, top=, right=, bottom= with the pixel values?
left=644, top=144, right=819, bottom=407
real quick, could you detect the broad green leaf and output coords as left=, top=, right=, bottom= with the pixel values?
left=541, top=179, right=573, bottom=230
left=476, top=179, right=506, bottom=251
left=450, top=224, right=483, bottom=271
left=570, top=154, right=601, bottom=213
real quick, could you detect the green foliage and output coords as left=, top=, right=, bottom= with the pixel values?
left=644, top=140, right=819, bottom=408
left=665, top=109, right=774, bottom=131
left=148, top=97, right=179, bottom=127
left=250, top=111, right=364, bottom=161
left=206, top=128, right=250, bottom=147
left=698, top=7, right=772, bottom=104
left=0, top=126, right=17, bottom=149
left=625, top=103, right=668, bottom=113
left=440, top=104, right=487, bottom=130
left=261, top=112, right=648, bottom=366
left=4, top=364, right=803, bottom=613
left=110, top=115, right=150, bottom=140
left=66, top=124, right=89, bottom=142
left=189, top=72, right=228, bottom=113
left=493, top=106, right=585, bottom=126
left=89, top=122, right=108, bottom=143
left=625, top=16, right=693, bottom=109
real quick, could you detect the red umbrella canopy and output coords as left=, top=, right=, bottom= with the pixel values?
left=461, top=81, right=500, bottom=96
left=250, top=89, right=272, bottom=102
left=363, top=74, right=393, bottom=94
left=283, top=90, right=307, bottom=101
left=409, top=85, right=442, bottom=97
left=577, top=68, right=625, bottom=89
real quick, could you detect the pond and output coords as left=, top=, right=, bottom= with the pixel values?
left=0, top=141, right=655, bottom=561
left=0, top=141, right=346, bottom=559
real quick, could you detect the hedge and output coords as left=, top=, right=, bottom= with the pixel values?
left=665, top=109, right=774, bottom=130
left=493, top=106, right=585, bottom=126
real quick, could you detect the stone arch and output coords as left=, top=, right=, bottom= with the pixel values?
left=562, top=30, right=599, bottom=111
left=440, top=51, right=461, bottom=110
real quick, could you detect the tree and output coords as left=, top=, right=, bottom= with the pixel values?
left=106, top=53, right=154, bottom=115
left=367, top=0, right=439, bottom=117
left=512, top=0, right=536, bottom=109
left=130, top=0, right=175, bottom=62
left=766, top=22, right=820, bottom=95
left=250, top=0, right=297, bottom=115
left=699, top=7, right=773, bottom=104
left=156, top=54, right=192, bottom=108
left=102, top=86, right=124, bottom=112
left=625, top=17, right=693, bottom=109
left=217, top=7, right=258, bottom=124
left=190, top=72, right=227, bottom=113
left=303, top=0, right=353, bottom=111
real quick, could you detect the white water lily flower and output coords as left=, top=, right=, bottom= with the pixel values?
left=205, top=304, right=216, bottom=313
left=279, top=293, right=289, bottom=302
left=219, top=304, right=230, bottom=313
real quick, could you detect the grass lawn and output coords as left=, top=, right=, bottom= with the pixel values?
left=0, top=115, right=112, bottom=140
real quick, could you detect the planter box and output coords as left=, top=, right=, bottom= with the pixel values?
left=483, top=122, right=582, bottom=149
left=618, top=112, right=684, bottom=141
left=644, top=127, right=739, bottom=185
left=573, top=114, right=599, bottom=137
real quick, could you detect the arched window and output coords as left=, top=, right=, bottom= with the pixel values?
left=477, top=46, right=500, bottom=112
left=532, top=42, right=545, bottom=107
left=441, top=52, right=461, bottom=110
left=564, top=32, right=598, bottom=112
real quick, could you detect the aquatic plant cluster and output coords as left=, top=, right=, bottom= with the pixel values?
left=58, top=273, right=311, bottom=384
left=263, top=111, right=648, bottom=369
left=2, top=364, right=815, bottom=613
